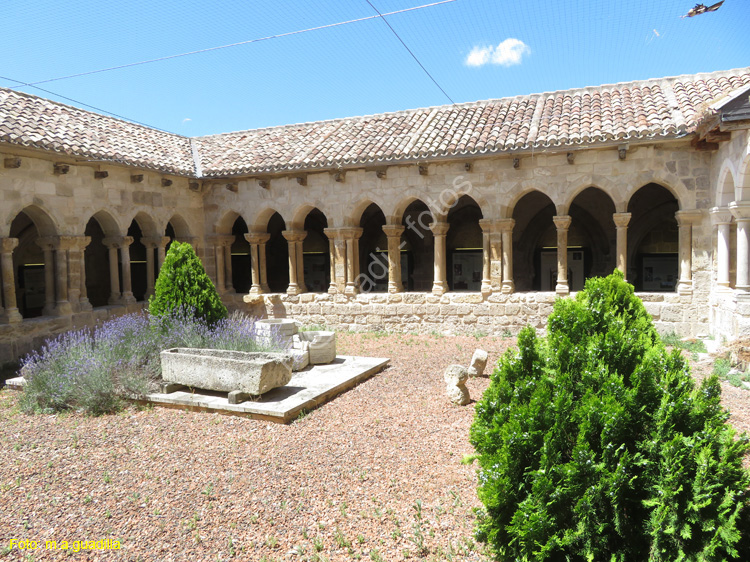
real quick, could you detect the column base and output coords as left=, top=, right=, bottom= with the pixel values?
left=121, top=293, right=137, bottom=305
left=108, top=295, right=122, bottom=306
left=55, top=301, right=73, bottom=316
left=388, top=282, right=403, bottom=294
left=555, top=283, right=569, bottom=296
left=2, top=309, right=22, bottom=323
left=480, top=281, right=492, bottom=296
left=286, top=284, right=300, bottom=296
left=78, top=298, right=93, bottom=312
left=344, top=283, right=358, bottom=296
left=327, top=284, right=338, bottom=295
left=249, top=284, right=264, bottom=296
left=501, top=281, right=515, bottom=294
left=431, top=282, right=448, bottom=296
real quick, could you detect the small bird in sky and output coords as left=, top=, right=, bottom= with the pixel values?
left=681, top=1, right=724, bottom=18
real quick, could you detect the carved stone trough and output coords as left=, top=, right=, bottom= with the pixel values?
left=160, top=348, right=293, bottom=404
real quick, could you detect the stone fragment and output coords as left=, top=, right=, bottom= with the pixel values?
left=468, top=349, right=488, bottom=377
left=297, top=331, right=337, bottom=364
left=446, top=383, right=470, bottom=406
left=291, top=335, right=310, bottom=371
left=443, top=364, right=468, bottom=386
left=255, top=319, right=299, bottom=348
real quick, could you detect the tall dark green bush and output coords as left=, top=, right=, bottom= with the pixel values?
left=470, top=271, right=750, bottom=561
left=149, top=241, right=227, bottom=325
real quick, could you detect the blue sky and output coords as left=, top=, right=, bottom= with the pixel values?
left=1, top=0, right=748, bottom=136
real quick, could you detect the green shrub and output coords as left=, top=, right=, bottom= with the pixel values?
left=470, top=271, right=750, bottom=561
left=149, top=241, right=227, bottom=325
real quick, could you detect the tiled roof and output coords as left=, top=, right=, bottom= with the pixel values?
left=0, top=88, right=194, bottom=175
left=1, top=68, right=749, bottom=178
left=196, top=67, right=750, bottom=177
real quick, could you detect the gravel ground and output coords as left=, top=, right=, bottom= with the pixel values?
left=1, top=332, right=748, bottom=562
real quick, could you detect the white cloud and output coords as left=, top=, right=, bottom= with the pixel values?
left=182, top=117, right=192, bottom=123
left=465, top=38, right=530, bottom=68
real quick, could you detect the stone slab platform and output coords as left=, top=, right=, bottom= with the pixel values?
left=141, top=355, right=389, bottom=423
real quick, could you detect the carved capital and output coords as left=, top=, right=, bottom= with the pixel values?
left=244, top=232, right=271, bottom=245
left=675, top=209, right=703, bottom=227
left=0, top=237, right=19, bottom=254
left=612, top=212, right=632, bottom=229
left=553, top=215, right=572, bottom=231
left=381, top=225, right=405, bottom=238
left=429, top=221, right=450, bottom=237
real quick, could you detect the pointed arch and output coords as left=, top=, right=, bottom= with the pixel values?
left=511, top=190, right=556, bottom=291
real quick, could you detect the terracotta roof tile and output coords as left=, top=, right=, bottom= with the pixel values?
left=1, top=68, right=748, bottom=179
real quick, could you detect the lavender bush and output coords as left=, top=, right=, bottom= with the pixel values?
left=20, top=309, right=278, bottom=415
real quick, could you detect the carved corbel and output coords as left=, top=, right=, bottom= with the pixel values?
left=161, top=178, right=173, bottom=187
left=296, top=175, right=307, bottom=186
left=131, top=174, right=144, bottom=183
left=54, top=163, right=70, bottom=175
left=4, top=157, right=21, bottom=169
left=94, top=170, right=108, bottom=179
left=513, top=158, right=520, bottom=169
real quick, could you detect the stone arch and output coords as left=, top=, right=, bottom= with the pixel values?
left=125, top=212, right=158, bottom=302
left=265, top=211, right=289, bottom=293
left=250, top=207, right=283, bottom=233
left=217, top=210, right=241, bottom=235
left=290, top=203, right=333, bottom=231
left=627, top=183, right=680, bottom=291
left=301, top=208, right=330, bottom=293
left=166, top=213, right=193, bottom=240
left=85, top=210, right=120, bottom=308
left=511, top=190, right=556, bottom=291
left=358, top=203, right=388, bottom=292
left=563, top=176, right=624, bottom=214
left=716, top=160, right=738, bottom=207
left=9, top=206, right=59, bottom=318
left=434, top=182, right=493, bottom=220
left=446, top=195, right=484, bottom=291
left=623, top=172, right=687, bottom=211
left=400, top=199, right=435, bottom=291
left=567, top=187, right=617, bottom=287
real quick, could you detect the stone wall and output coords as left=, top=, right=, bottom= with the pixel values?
left=244, top=290, right=707, bottom=338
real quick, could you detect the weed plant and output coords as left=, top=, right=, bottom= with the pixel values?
left=19, top=308, right=279, bottom=415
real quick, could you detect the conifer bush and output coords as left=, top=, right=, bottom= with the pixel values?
left=470, top=271, right=750, bottom=561
left=149, top=241, right=227, bottom=325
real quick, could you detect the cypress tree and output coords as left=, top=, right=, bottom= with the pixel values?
left=149, top=241, right=227, bottom=325
left=470, top=271, right=750, bottom=561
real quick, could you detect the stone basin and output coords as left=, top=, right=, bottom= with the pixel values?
left=160, top=348, right=293, bottom=396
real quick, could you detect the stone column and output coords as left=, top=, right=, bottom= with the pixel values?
left=730, top=203, right=750, bottom=292
left=325, top=228, right=347, bottom=294
left=478, top=220, right=493, bottom=296
left=102, top=237, right=122, bottom=305
left=553, top=215, right=572, bottom=296
left=0, top=237, right=22, bottom=323
left=76, top=236, right=92, bottom=312
left=498, top=218, right=515, bottom=294
left=675, top=210, right=702, bottom=296
left=223, top=238, right=234, bottom=293
left=36, top=237, right=57, bottom=316
left=157, top=236, right=170, bottom=270
left=244, top=233, right=270, bottom=295
left=382, top=225, right=405, bottom=293
left=119, top=236, right=136, bottom=304
left=711, top=208, right=733, bottom=291
left=343, top=230, right=358, bottom=296
left=613, top=212, right=631, bottom=279
left=430, top=221, right=450, bottom=295
left=141, top=237, right=159, bottom=299
left=327, top=236, right=337, bottom=294
left=282, top=230, right=306, bottom=296
left=213, top=239, right=226, bottom=294
left=296, top=234, right=307, bottom=294
left=258, top=241, right=270, bottom=293
left=43, top=236, right=75, bottom=316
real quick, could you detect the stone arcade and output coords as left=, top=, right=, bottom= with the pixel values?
left=1, top=67, right=750, bottom=362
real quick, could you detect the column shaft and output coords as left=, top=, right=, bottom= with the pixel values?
left=0, top=238, right=22, bottom=322
left=120, top=236, right=135, bottom=304
left=613, top=213, right=631, bottom=279
left=430, top=222, right=449, bottom=295
left=383, top=225, right=405, bottom=294
left=553, top=215, right=572, bottom=296
left=499, top=219, right=515, bottom=294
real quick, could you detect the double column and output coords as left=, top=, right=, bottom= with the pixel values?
left=711, top=207, right=733, bottom=291
left=142, top=236, right=170, bottom=298
left=244, top=233, right=271, bottom=295
left=730, top=202, right=750, bottom=293
left=102, top=236, right=135, bottom=305
left=675, top=210, right=703, bottom=296
left=478, top=219, right=515, bottom=296
left=282, top=230, right=307, bottom=296
left=324, top=228, right=362, bottom=295
left=382, top=225, right=405, bottom=294
left=211, top=235, right=235, bottom=294
left=0, top=238, right=22, bottom=323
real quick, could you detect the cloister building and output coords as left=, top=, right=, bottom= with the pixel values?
left=1, top=66, right=750, bottom=363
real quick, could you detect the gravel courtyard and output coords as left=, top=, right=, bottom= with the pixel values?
left=1, top=331, right=748, bottom=561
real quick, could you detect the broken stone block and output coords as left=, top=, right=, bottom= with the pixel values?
left=446, top=383, right=470, bottom=406
left=297, top=331, right=337, bottom=364
left=444, top=364, right=468, bottom=386
left=255, top=319, right=299, bottom=348
left=468, top=349, right=488, bottom=377
left=290, top=336, right=310, bottom=371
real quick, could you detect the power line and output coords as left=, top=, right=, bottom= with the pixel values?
left=365, top=0, right=456, bottom=105
left=0, top=75, right=177, bottom=134
left=9, top=0, right=457, bottom=90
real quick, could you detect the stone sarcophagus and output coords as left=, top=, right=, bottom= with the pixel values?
left=160, top=348, right=293, bottom=397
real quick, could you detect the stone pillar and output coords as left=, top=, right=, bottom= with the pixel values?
left=141, top=237, right=159, bottom=299
left=730, top=203, right=750, bottom=292
left=382, top=225, right=405, bottom=293
left=223, top=239, right=234, bottom=293
left=259, top=241, right=270, bottom=293
left=711, top=208, right=733, bottom=291
left=498, top=218, right=515, bottom=294
left=157, top=236, right=170, bottom=270
left=344, top=231, right=358, bottom=296
left=66, top=236, right=90, bottom=312
left=245, top=233, right=270, bottom=295
left=102, top=237, right=122, bottom=305
left=119, top=236, right=136, bottom=304
left=352, top=230, right=362, bottom=291
left=282, top=230, right=306, bottom=296
left=478, top=220, right=493, bottom=296
left=327, top=236, right=337, bottom=294
left=296, top=234, right=307, bottom=294
left=0, top=237, right=22, bottom=323
left=675, top=210, right=702, bottom=296
left=35, top=237, right=57, bottom=316
left=76, top=236, right=92, bottom=312
left=612, top=212, right=631, bottom=279
left=553, top=215, right=572, bottom=296
left=430, top=221, right=449, bottom=295
left=213, top=240, right=226, bottom=294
